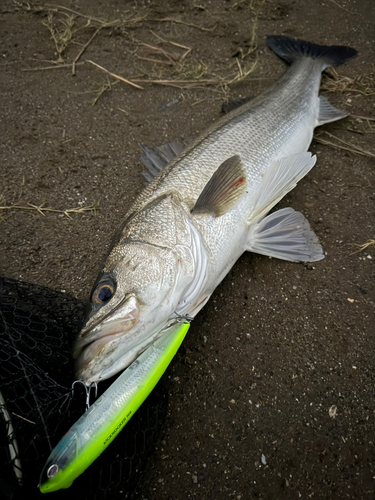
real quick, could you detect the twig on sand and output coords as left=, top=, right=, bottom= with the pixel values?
left=129, top=77, right=213, bottom=86
left=137, top=57, right=172, bottom=65
left=351, top=239, right=375, bottom=254
left=327, top=0, right=357, bottom=15
left=225, top=58, right=258, bottom=86
left=321, top=68, right=375, bottom=96
left=314, top=131, right=375, bottom=158
left=72, top=19, right=124, bottom=74
left=0, top=202, right=100, bottom=219
left=139, top=42, right=176, bottom=65
left=45, top=3, right=108, bottom=23
left=129, top=61, right=259, bottom=88
left=86, top=60, right=144, bottom=90
left=351, top=114, right=375, bottom=122
left=90, top=78, right=119, bottom=106
left=148, top=17, right=215, bottom=32
left=150, top=31, right=192, bottom=61
left=72, top=26, right=102, bottom=75
left=22, top=62, right=84, bottom=71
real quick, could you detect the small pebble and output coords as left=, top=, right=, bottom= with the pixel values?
left=329, top=405, right=338, bottom=419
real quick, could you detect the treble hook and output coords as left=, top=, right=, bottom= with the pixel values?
left=171, top=312, right=193, bottom=324
left=71, top=380, right=98, bottom=411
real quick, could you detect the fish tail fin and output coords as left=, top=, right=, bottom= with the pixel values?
left=266, top=35, right=357, bottom=70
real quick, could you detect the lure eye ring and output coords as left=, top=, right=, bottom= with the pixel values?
left=92, top=283, right=115, bottom=304
left=47, top=464, right=59, bottom=478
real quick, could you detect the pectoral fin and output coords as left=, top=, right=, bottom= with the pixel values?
left=249, top=152, right=316, bottom=223
left=192, top=155, right=247, bottom=217
left=247, top=207, right=324, bottom=262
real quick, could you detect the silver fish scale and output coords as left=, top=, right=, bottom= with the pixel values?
left=105, top=195, right=195, bottom=299
left=113, top=194, right=191, bottom=251
left=127, top=58, right=320, bottom=216
left=104, top=59, right=322, bottom=295
left=107, top=244, right=177, bottom=294
left=123, top=61, right=318, bottom=282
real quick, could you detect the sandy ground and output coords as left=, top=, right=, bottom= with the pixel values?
left=0, top=0, right=374, bottom=499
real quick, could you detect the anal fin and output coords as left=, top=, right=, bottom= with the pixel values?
left=318, top=95, right=348, bottom=126
left=192, top=155, right=247, bottom=217
left=247, top=207, right=324, bottom=262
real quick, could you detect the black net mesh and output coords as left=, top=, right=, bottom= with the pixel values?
left=0, top=277, right=168, bottom=500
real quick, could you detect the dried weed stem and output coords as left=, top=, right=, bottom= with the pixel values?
left=352, top=240, right=375, bottom=254
left=314, top=131, right=375, bottom=158
left=0, top=197, right=100, bottom=220
left=322, top=68, right=375, bottom=96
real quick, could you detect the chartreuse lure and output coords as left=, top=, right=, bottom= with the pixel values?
left=39, top=321, right=189, bottom=493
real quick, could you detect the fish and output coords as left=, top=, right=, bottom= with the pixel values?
left=39, top=321, right=190, bottom=492
left=73, top=35, right=357, bottom=385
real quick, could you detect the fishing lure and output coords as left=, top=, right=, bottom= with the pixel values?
left=39, top=321, right=189, bottom=493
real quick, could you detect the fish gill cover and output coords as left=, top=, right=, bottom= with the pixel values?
left=0, top=277, right=168, bottom=500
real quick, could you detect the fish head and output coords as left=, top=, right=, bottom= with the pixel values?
left=73, top=241, right=192, bottom=384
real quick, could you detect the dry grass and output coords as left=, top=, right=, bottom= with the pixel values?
left=146, top=17, right=215, bottom=32
left=89, top=78, right=120, bottom=106
left=14, top=1, right=45, bottom=13
left=0, top=195, right=100, bottom=222
left=15, top=1, right=147, bottom=68
left=314, top=131, right=375, bottom=158
left=22, top=62, right=84, bottom=71
left=336, top=118, right=375, bottom=135
left=321, top=68, right=375, bottom=96
left=352, top=240, right=375, bottom=254
left=231, top=0, right=267, bottom=59
left=117, top=26, right=259, bottom=90
left=16, top=1, right=264, bottom=101
left=42, top=10, right=76, bottom=63
left=327, top=0, right=357, bottom=15
left=86, top=60, right=144, bottom=90
left=85, top=24, right=259, bottom=97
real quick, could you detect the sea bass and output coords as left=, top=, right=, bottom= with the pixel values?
left=73, top=36, right=357, bottom=384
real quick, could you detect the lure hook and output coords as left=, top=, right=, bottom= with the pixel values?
left=172, top=313, right=193, bottom=324
left=71, top=380, right=98, bottom=411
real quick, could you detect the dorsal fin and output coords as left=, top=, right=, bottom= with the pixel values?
left=140, top=141, right=186, bottom=182
left=192, top=155, right=247, bottom=218
left=221, top=97, right=251, bottom=114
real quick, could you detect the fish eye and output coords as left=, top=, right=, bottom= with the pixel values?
left=92, top=284, right=114, bottom=304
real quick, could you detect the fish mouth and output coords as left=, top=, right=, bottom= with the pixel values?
left=75, top=318, right=172, bottom=384
left=73, top=295, right=139, bottom=363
